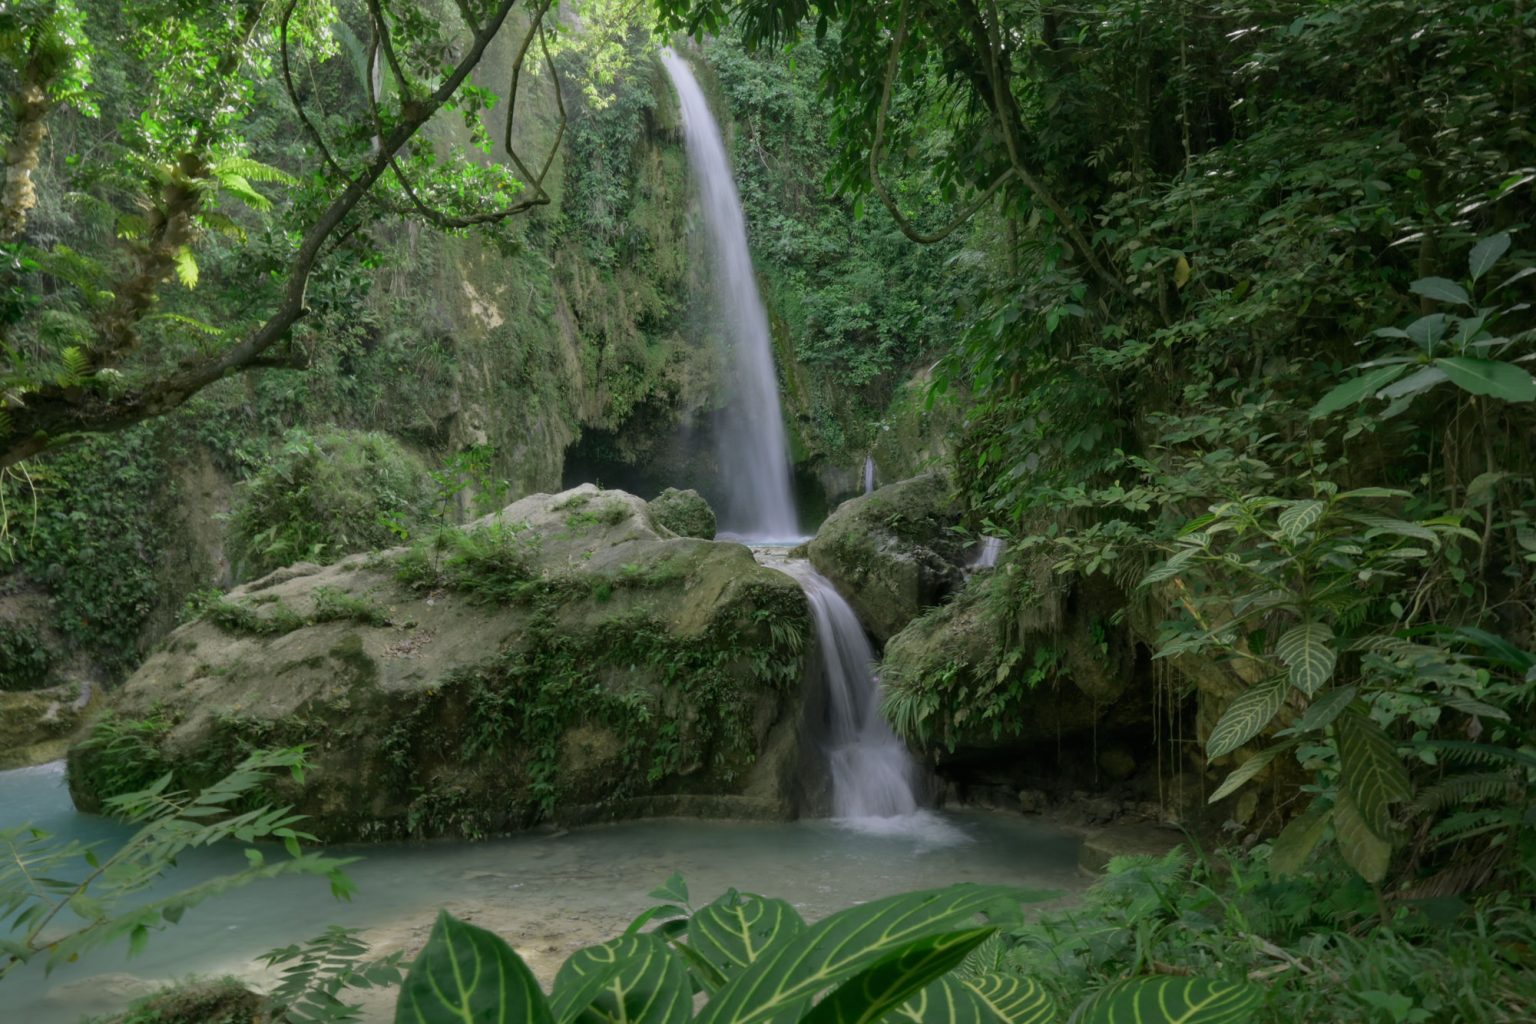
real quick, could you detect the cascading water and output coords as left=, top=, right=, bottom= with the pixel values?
left=663, top=50, right=955, bottom=840
left=660, top=49, right=798, bottom=541
left=863, top=455, right=875, bottom=495
left=971, top=536, right=1004, bottom=569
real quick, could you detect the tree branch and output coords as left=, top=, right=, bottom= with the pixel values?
left=1, top=0, right=526, bottom=470
left=868, top=0, right=1014, bottom=245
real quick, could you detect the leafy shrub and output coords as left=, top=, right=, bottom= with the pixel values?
left=226, top=428, right=431, bottom=580
left=0, top=623, right=54, bottom=691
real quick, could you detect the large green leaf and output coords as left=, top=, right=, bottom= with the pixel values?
left=1291, top=685, right=1356, bottom=733
left=689, top=889, right=806, bottom=979
left=693, top=885, right=1042, bottom=1024
left=1275, top=622, right=1336, bottom=697
left=799, top=927, right=994, bottom=1024
left=1469, top=232, right=1510, bottom=281
left=1275, top=500, right=1325, bottom=540
left=1333, top=789, right=1392, bottom=883
left=1077, top=977, right=1264, bottom=1024
left=1378, top=365, right=1448, bottom=401
left=1208, top=742, right=1293, bottom=804
left=892, top=973, right=1055, bottom=1024
left=1308, top=365, right=1406, bottom=419
left=395, top=910, right=552, bottom=1024
left=552, top=934, right=690, bottom=1024
left=1205, top=678, right=1288, bottom=759
left=1433, top=357, right=1536, bottom=402
left=1335, top=708, right=1411, bottom=839
left=1268, top=797, right=1332, bottom=875
left=1409, top=276, right=1470, bottom=306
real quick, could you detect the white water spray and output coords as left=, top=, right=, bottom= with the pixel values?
left=863, top=455, right=875, bottom=495
left=772, top=559, right=921, bottom=820
left=971, top=536, right=1004, bottom=569
left=660, top=50, right=798, bottom=540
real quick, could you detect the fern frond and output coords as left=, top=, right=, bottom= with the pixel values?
left=213, top=155, right=297, bottom=185
left=216, top=173, right=272, bottom=212
left=1420, top=740, right=1536, bottom=772
left=1414, top=773, right=1523, bottom=815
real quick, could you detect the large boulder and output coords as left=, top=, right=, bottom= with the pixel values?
left=648, top=487, right=716, bottom=539
left=67, top=485, right=813, bottom=840
left=806, top=474, right=966, bottom=642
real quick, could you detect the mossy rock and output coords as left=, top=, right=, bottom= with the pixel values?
left=68, top=486, right=812, bottom=841
left=805, top=473, right=966, bottom=641
left=648, top=487, right=717, bottom=539
left=95, top=977, right=262, bottom=1024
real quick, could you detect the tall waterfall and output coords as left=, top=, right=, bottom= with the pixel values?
left=660, top=50, right=798, bottom=541
left=774, top=560, right=920, bottom=819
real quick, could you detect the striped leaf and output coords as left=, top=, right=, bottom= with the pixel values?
left=1268, top=797, right=1332, bottom=875
left=689, top=889, right=806, bottom=979
left=1335, top=708, right=1411, bottom=839
left=394, top=910, right=552, bottom=1024
left=1141, top=546, right=1198, bottom=586
left=695, top=885, right=1043, bottom=1024
left=1333, top=789, right=1392, bottom=883
left=552, top=933, right=690, bottom=1024
left=1208, top=742, right=1293, bottom=804
left=1276, top=622, right=1336, bottom=697
left=1206, top=678, right=1288, bottom=759
left=892, top=973, right=1055, bottom=1024
left=1077, top=977, right=1264, bottom=1024
left=1276, top=500, right=1325, bottom=540
left=799, top=927, right=994, bottom=1024
left=1292, top=685, right=1356, bottom=733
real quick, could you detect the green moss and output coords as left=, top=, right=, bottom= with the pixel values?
left=92, top=977, right=262, bottom=1024
left=372, top=574, right=807, bottom=836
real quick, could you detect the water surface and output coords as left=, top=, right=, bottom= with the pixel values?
left=2, top=761, right=1082, bottom=1022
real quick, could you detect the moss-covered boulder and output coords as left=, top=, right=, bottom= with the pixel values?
left=67, top=485, right=812, bottom=840
left=648, top=487, right=717, bottom=539
left=0, top=681, right=102, bottom=770
left=806, top=473, right=966, bottom=641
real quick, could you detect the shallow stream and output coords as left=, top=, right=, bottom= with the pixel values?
left=3, top=761, right=1084, bottom=1023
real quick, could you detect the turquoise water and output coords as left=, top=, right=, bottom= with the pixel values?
left=2, top=761, right=1084, bottom=1022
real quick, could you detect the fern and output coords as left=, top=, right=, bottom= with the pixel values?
left=213, top=154, right=298, bottom=185
left=1414, top=773, right=1523, bottom=815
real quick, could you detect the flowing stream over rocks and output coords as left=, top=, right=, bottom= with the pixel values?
left=661, top=49, right=798, bottom=542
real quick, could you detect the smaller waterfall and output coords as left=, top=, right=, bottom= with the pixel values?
left=970, top=536, right=1004, bottom=570
left=863, top=455, right=875, bottom=495
left=775, top=561, right=917, bottom=818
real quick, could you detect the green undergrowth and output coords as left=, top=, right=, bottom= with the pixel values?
left=225, top=428, right=432, bottom=581
left=185, top=585, right=391, bottom=637
left=0, top=622, right=55, bottom=691
left=1012, top=848, right=1536, bottom=1023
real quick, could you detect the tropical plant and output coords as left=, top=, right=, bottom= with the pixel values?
left=1, top=748, right=355, bottom=981
left=1311, top=234, right=1536, bottom=420
left=390, top=875, right=1264, bottom=1024
left=1141, top=489, right=1534, bottom=885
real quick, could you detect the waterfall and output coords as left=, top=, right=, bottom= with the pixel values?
left=970, top=536, right=1004, bottom=569
left=863, top=455, right=875, bottom=495
left=660, top=50, right=799, bottom=541
left=773, top=560, right=919, bottom=819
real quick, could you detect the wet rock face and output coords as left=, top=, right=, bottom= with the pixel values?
left=805, top=473, right=967, bottom=642
left=647, top=487, right=717, bottom=540
left=67, top=485, right=812, bottom=841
